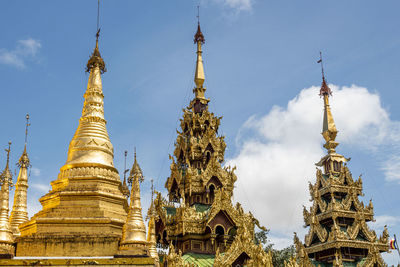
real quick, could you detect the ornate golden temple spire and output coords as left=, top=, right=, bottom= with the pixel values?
left=146, top=179, right=159, bottom=265
left=193, top=8, right=207, bottom=101
left=117, top=149, right=149, bottom=256
left=0, top=142, right=15, bottom=257
left=189, top=10, right=210, bottom=113
left=318, top=52, right=338, bottom=154
left=10, top=114, right=31, bottom=237
left=194, top=23, right=205, bottom=89
left=63, top=29, right=115, bottom=171
left=315, top=52, right=348, bottom=170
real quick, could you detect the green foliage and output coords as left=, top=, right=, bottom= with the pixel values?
left=255, top=229, right=295, bottom=266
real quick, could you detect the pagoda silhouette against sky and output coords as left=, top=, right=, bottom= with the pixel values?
left=153, top=22, right=273, bottom=266
left=285, top=58, right=389, bottom=267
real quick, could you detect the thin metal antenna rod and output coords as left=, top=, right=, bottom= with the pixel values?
left=151, top=179, right=154, bottom=202
left=318, top=51, right=325, bottom=80
left=197, top=5, right=200, bottom=24
left=124, top=150, right=128, bottom=182
left=24, top=114, right=30, bottom=145
left=97, top=0, right=100, bottom=33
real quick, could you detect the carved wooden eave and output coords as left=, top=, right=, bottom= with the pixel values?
left=206, top=189, right=240, bottom=227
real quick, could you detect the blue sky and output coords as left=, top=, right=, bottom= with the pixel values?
left=1, top=0, right=400, bottom=264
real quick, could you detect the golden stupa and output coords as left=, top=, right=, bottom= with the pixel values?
left=0, top=31, right=156, bottom=266
left=16, top=34, right=129, bottom=257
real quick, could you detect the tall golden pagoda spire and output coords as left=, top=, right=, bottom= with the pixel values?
left=290, top=54, right=389, bottom=267
left=64, top=29, right=114, bottom=170
left=10, top=114, right=31, bottom=237
left=194, top=23, right=205, bottom=90
left=190, top=16, right=210, bottom=113
left=316, top=53, right=347, bottom=170
left=117, top=149, right=149, bottom=256
left=192, top=10, right=209, bottom=103
left=0, top=142, right=14, bottom=257
left=318, top=52, right=338, bottom=155
left=147, top=179, right=159, bottom=266
left=17, top=28, right=128, bottom=257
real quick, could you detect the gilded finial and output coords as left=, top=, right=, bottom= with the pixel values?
left=2, top=142, right=13, bottom=184
left=318, top=52, right=332, bottom=97
left=194, top=6, right=205, bottom=44
left=317, top=52, right=338, bottom=151
left=194, top=10, right=206, bottom=91
left=86, top=0, right=105, bottom=73
left=129, top=147, right=143, bottom=185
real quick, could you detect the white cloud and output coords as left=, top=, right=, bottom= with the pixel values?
left=30, top=167, right=41, bottom=177
left=371, top=215, right=400, bottom=231
left=203, top=0, right=253, bottom=12
left=0, top=38, right=41, bottom=69
left=221, top=0, right=252, bottom=11
left=31, top=183, right=50, bottom=193
left=227, top=84, right=399, bottom=246
left=382, top=155, right=400, bottom=182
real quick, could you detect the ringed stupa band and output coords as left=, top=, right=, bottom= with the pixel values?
left=0, top=4, right=392, bottom=267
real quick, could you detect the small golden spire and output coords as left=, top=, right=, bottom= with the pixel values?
left=10, top=115, right=31, bottom=237
left=117, top=149, right=149, bottom=256
left=129, top=147, right=143, bottom=183
left=193, top=16, right=206, bottom=99
left=147, top=179, right=159, bottom=265
left=318, top=52, right=338, bottom=154
left=0, top=142, right=15, bottom=257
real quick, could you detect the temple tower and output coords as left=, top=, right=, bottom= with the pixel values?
left=154, top=21, right=273, bottom=266
left=10, top=115, right=31, bottom=237
left=16, top=32, right=129, bottom=257
left=290, top=59, right=389, bottom=266
left=0, top=142, right=14, bottom=258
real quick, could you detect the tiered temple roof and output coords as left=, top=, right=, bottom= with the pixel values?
left=287, top=70, right=389, bottom=267
left=154, top=22, right=273, bottom=267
